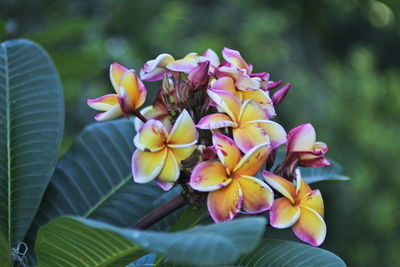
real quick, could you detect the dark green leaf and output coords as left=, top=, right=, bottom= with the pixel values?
left=24, top=123, right=149, bottom=237
left=0, top=232, right=12, bottom=266
left=25, top=119, right=179, bottom=264
left=236, top=239, right=346, bottom=267
left=36, top=216, right=267, bottom=266
left=0, top=39, right=64, bottom=247
left=300, top=160, right=350, bottom=184
left=261, top=150, right=348, bottom=184
left=154, top=207, right=208, bottom=265
left=169, top=207, right=208, bottom=232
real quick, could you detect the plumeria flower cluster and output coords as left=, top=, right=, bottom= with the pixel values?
left=87, top=47, right=330, bottom=246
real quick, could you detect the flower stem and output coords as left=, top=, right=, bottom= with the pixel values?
left=130, top=194, right=187, bottom=230
left=132, top=109, right=148, bottom=123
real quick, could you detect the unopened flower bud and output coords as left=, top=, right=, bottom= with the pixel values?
left=265, top=80, right=283, bottom=91
left=188, top=61, right=210, bottom=90
left=198, top=145, right=217, bottom=161
left=271, top=83, right=291, bottom=106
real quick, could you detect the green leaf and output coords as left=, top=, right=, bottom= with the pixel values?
left=0, top=233, right=12, bottom=266
left=236, top=239, right=346, bottom=267
left=261, top=150, right=348, bottom=184
left=169, top=207, right=208, bottom=232
left=300, top=160, right=350, bottom=184
left=35, top=216, right=266, bottom=266
left=25, top=119, right=179, bottom=263
left=154, top=207, right=208, bottom=265
left=0, top=39, right=64, bottom=247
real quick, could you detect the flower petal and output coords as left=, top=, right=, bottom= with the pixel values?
left=296, top=176, right=312, bottom=200
left=207, top=179, right=243, bottom=222
left=170, top=146, right=197, bottom=165
left=299, top=189, right=324, bottom=217
left=134, top=119, right=167, bottom=152
left=134, top=105, right=171, bottom=132
left=257, top=120, right=287, bottom=149
left=134, top=75, right=147, bottom=108
left=286, top=123, right=316, bottom=153
left=293, top=206, right=327, bottom=246
left=119, top=70, right=147, bottom=109
left=167, top=52, right=199, bottom=72
left=190, top=161, right=231, bottom=192
left=201, top=49, right=220, bottom=70
left=212, top=132, right=241, bottom=174
left=196, top=113, right=236, bottom=130
left=299, top=157, right=331, bottom=168
left=314, top=142, right=328, bottom=153
left=140, top=66, right=169, bottom=82
left=207, top=89, right=241, bottom=121
left=233, top=122, right=270, bottom=153
left=140, top=54, right=174, bottom=81
left=262, top=171, right=296, bottom=203
left=157, top=149, right=180, bottom=183
left=233, top=143, right=270, bottom=176
left=132, top=149, right=167, bottom=183
left=168, top=109, right=198, bottom=146
left=215, top=65, right=239, bottom=80
left=235, top=69, right=260, bottom=91
left=93, top=105, right=122, bottom=121
left=269, top=197, right=301, bottom=229
left=110, top=63, right=128, bottom=94
left=222, top=47, right=249, bottom=72
left=87, top=94, right=119, bottom=111
left=241, top=89, right=276, bottom=118
left=238, top=99, right=268, bottom=124
left=237, top=175, right=274, bottom=213
left=211, top=77, right=238, bottom=97
left=155, top=179, right=174, bottom=191
left=299, top=142, right=328, bottom=160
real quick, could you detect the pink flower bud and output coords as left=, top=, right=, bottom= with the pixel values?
left=271, top=83, right=291, bottom=106
left=187, top=61, right=210, bottom=90
left=285, top=123, right=330, bottom=168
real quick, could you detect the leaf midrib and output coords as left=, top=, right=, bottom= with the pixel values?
left=1, top=43, right=11, bottom=244
left=83, top=174, right=132, bottom=217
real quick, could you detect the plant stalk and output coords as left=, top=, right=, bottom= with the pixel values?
left=130, top=194, right=187, bottom=230
left=132, top=109, right=148, bottom=123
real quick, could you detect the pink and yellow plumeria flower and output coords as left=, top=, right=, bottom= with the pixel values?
left=190, top=132, right=274, bottom=222
left=200, top=49, right=220, bottom=72
left=133, top=105, right=171, bottom=132
left=215, top=47, right=274, bottom=91
left=132, top=109, right=198, bottom=190
left=140, top=53, right=200, bottom=81
left=197, top=89, right=286, bottom=152
left=87, top=63, right=147, bottom=121
left=210, top=76, right=276, bottom=117
left=286, top=123, right=330, bottom=168
left=262, top=170, right=326, bottom=246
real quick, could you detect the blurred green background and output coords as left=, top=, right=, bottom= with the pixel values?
left=1, top=0, right=399, bottom=266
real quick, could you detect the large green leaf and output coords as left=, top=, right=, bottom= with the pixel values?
left=263, top=150, right=348, bottom=184
left=35, top=216, right=266, bottom=266
left=25, top=119, right=180, bottom=263
left=0, top=39, right=64, bottom=247
left=236, top=239, right=346, bottom=266
left=300, top=160, right=349, bottom=184
left=0, top=232, right=12, bottom=266
left=169, top=207, right=208, bottom=232
left=163, top=239, right=345, bottom=267
left=153, top=207, right=209, bottom=265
